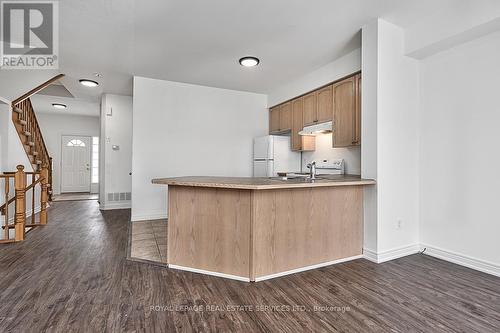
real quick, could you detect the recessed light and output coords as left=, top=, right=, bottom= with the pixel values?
left=239, top=56, right=260, bottom=67
left=52, top=103, right=67, bottom=109
left=79, top=79, right=99, bottom=87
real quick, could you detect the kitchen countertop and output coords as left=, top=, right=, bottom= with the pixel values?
left=152, top=174, right=376, bottom=190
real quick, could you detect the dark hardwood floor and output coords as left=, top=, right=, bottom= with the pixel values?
left=1, top=200, right=499, bottom=332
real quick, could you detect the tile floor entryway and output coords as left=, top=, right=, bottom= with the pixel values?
left=129, top=219, right=167, bottom=263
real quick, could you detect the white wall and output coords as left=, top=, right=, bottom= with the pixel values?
left=131, top=77, right=268, bottom=221
left=37, top=113, right=100, bottom=195
left=268, top=49, right=361, bottom=107
left=377, top=20, right=420, bottom=254
left=361, top=19, right=420, bottom=261
left=361, top=20, right=379, bottom=253
left=302, top=135, right=361, bottom=175
left=419, top=30, right=500, bottom=267
left=100, top=94, right=133, bottom=210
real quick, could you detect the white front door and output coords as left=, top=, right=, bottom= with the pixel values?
left=61, top=136, right=91, bottom=193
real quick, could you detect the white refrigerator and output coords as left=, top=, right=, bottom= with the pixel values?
left=253, top=135, right=301, bottom=177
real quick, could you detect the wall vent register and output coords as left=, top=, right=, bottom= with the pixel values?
left=107, top=192, right=131, bottom=201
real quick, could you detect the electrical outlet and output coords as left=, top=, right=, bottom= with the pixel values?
left=396, top=219, right=402, bottom=229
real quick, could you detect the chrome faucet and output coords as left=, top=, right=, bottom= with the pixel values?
left=307, top=161, right=316, bottom=180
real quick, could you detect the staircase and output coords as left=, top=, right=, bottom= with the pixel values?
left=0, top=74, right=63, bottom=243
left=12, top=98, right=53, bottom=199
left=10, top=74, right=64, bottom=200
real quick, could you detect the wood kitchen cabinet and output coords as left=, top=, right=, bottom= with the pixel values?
left=302, top=92, right=317, bottom=126
left=291, top=98, right=315, bottom=151
left=279, top=102, right=292, bottom=132
left=317, top=85, right=333, bottom=123
left=269, top=103, right=292, bottom=134
left=270, top=72, right=361, bottom=149
left=303, top=85, right=333, bottom=126
left=332, top=74, right=361, bottom=147
left=269, top=106, right=280, bottom=133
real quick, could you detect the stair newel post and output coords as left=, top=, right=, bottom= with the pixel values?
left=48, top=157, right=53, bottom=202
left=40, top=164, right=49, bottom=225
left=14, top=165, right=26, bottom=241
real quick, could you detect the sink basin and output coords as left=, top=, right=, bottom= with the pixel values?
left=272, top=176, right=326, bottom=182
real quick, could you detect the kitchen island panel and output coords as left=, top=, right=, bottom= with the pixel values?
left=168, top=186, right=251, bottom=279
left=252, top=186, right=363, bottom=279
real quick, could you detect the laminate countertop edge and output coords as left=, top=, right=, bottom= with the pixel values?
left=152, top=176, right=376, bottom=190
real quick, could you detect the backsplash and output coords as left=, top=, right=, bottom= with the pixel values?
left=301, top=134, right=361, bottom=175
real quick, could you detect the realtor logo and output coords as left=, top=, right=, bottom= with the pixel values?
left=1, top=1, right=59, bottom=69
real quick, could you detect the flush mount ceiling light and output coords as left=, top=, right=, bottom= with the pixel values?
left=239, top=56, right=260, bottom=67
left=79, top=79, right=99, bottom=87
left=52, top=103, right=67, bottom=109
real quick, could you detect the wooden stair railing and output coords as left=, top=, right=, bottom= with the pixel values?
left=0, top=165, right=49, bottom=244
left=11, top=74, right=64, bottom=201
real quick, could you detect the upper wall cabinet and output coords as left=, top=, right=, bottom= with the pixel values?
left=279, top=102, right=292, bottom=132
left=302, top=92, right=317, bottom=126
left=291, top=98, right=315, bottom=152
left=317, top=85, right=333, bottom=124
left=332, top=74, right=361, bottom=147
left=269, top=103, right=292, bottom=134
left=302, top=86, right=333, bottom=126
left=269, top=106, right=280, bottom=133
left=269, top=72, right=360, bottom=149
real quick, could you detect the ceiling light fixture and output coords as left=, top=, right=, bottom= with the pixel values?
left=79, top=79, right=99, bottom=87
left=52, top=103, right=67, bottom=109
left=239, top=56, right=260, bottom=67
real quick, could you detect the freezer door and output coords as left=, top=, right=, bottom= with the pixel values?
left=253, top=136, right=273, bottom=160
left=253, top=160, right=274, bottom=177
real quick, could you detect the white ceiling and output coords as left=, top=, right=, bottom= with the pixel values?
left=30, top=94, right=100, bottom=117
left=56, top=0, right=458, bottom=99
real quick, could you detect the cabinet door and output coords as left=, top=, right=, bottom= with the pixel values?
left=333, top=77, right=356, bottom=147
left=353, top=74, right=361, bottom=145
left=279, top=102, right=292, bottom=131
left=269, top=106, right=281, bottom=133
left=317, top=84, right=333, bottom=123
left=291, top=98, right=304, bottom=151
left=303, top=92, right=317, bottom=126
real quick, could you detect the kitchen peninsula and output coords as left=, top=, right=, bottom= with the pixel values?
left=152, top=175, right=375, bottom=282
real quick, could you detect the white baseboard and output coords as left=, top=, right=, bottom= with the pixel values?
left=100, top=202, right=131, bottom=210
left=363, top=244, right=421, bottom=263
left=168, top=264, right=250, bottom=282
left=255, top=255, right=364, bottom=282
left=131, top=211, right=168, bottom=222
left=421, top=244, right=500, bottom=278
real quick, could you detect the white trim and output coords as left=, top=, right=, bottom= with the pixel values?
left=168, top=264, right=250, bottom=282
left=254, top=255, right=363, bottom=282
left=363, top=244, right=420, bottom=263
left=363, top=248, right=379, bottom=263
left=131, top=211, right=168, bottom=222
left=99, top=202, right=131, bottom=210
left=421, top=244, right=500, bottom=278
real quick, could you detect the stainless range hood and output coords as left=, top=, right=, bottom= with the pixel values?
left=298, top=121, right=332, bottom=136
